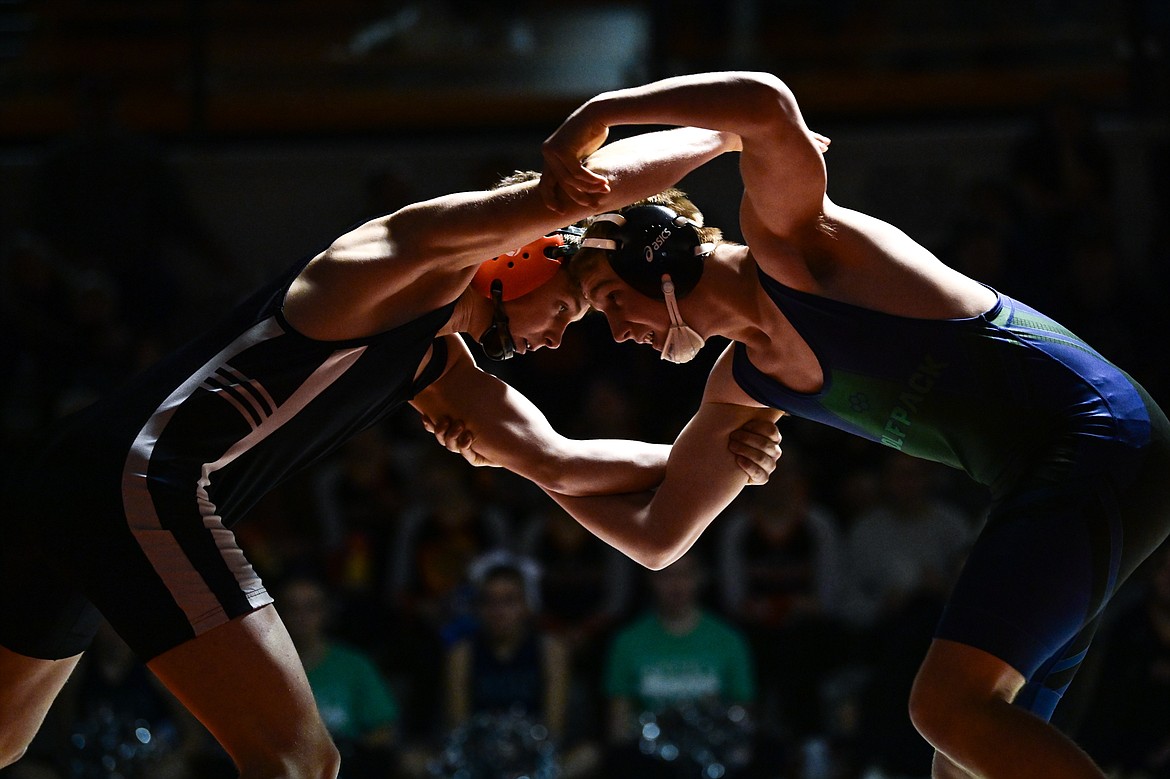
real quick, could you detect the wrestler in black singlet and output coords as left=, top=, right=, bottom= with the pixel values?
left=1, top=255, right=454, bottom=660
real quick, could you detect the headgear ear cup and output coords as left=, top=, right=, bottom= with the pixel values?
left=659, top=277, right=706, bottom=363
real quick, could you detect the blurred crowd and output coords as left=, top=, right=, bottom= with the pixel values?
left=2, top=79, right=1169, bottom=779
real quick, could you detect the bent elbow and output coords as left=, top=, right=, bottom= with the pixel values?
left=639, top=553, right=673, bottom=572
left=634, top=540, right=685, bottom=572
left=732, top=73, right=801, bottom=134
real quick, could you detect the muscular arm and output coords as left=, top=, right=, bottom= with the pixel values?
left=551, top=72, right=999, bottom=319
left=538, top=348, right=782, bottom=570
left=288, top=126, right=740, bottom=339
left=411, top=336, right=671, bottom=497
left=385, top=124, right=742, bottom=272
left=546, top=397, right=781, bottom=570
left=543, top=71, right=827, bottom=236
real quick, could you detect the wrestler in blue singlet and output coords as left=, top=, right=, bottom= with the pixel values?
left=732, top=268, right=1170, bottom=720
left=0, top=254, right=454, bottom=661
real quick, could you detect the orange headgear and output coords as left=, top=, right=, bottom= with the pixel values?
left=471, top=227, right=583, bottom=302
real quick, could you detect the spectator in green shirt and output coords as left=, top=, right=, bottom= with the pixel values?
left=603, top=552, right=758, bottom=777
left=278, top=573, right=399, bottom=779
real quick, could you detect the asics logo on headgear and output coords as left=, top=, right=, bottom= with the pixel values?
left=644, top=227, right=673, bottom=262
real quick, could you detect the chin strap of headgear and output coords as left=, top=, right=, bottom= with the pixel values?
left=479, top=279, right=517, bottom=361
left=660, top=276, right=706, bottom=363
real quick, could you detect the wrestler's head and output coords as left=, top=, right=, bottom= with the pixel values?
left=468, top=171, right=590, bottom=361
left=471, top=225, right=588, bottom=360
left=571, top=190, right=721, bottom=364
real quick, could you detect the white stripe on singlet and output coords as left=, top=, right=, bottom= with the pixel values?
left=121, top=316, right=368, bottom=634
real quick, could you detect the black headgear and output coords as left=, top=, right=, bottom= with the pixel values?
left=581, top=204, right=713, bottom=301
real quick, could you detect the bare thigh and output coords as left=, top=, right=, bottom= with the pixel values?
left=0, top=644, right=82, bottom=764
left=146, top=604, right=335, bottom=774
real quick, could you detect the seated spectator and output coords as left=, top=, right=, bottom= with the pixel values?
left=838, top=452, right=976, bottom=778
left=309, top=426, right=413, bottom=656
left=441, top=554, right=598, bottom=779
left=838, top=452, right=976, bottom=633
left=385, top=454, right=512, bottom=732
left=715, top=450, right=851, bottom=741
left=519, top=505, right=634, bottom=683
left=388, top=454, right=512, bottom=635
left=603, top=552, right=762, bottom=778
left=277, top=572, right=400, bottom=779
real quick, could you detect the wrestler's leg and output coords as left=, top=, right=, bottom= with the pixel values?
left=909, top=639, right=1103, bottom=779
left=147, top=605, right=339, bottom=779
left=0, top=645, right=81, bottom=768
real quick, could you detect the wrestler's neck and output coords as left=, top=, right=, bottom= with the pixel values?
left=681, top=243, right=764, bottom=344
left=446, top=288, right=490, bottom=338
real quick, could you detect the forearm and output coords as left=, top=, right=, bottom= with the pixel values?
left=543, top=72, right=821, bottom=215
left=543, top=489, right=656, bottom=566
left=491, top=432, right=669, bottom=497
left=569, top=72, right=798, bottom=142
left=414, top=347, right=670, bottom=497
left=542, top=485, right=718, bottom=571
left=391, top=126, right=737, bottom=271
left=586, top=126, right=742, bottom=201
left=544, top=398, right=783, bottom=571
left=544, top=439, right=669, bottom=497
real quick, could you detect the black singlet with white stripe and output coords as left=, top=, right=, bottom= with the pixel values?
left=1, top=255, right=455, bottom=659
